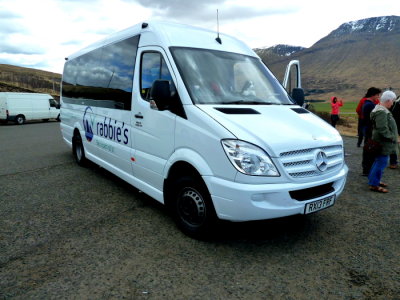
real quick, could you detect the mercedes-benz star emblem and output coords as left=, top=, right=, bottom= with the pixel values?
left=315, top=151, right=328, bottom=172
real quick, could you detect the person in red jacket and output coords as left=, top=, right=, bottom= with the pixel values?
left=330, top=96, right=343, bottom=128
left=356, top=97, right=368, bottom=147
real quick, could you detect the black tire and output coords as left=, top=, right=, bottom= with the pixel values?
left=171, top=176, right=217, bottom=238
left=72, top=133, right=88, bottom=166
left=15, top=115, right=25, bottom=125
left=43, top=119, right=49, bottom=122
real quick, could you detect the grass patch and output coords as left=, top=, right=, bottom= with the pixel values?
left=308, top=101, right=358, bottom=113
left=308, top=103, right=358, bottom=137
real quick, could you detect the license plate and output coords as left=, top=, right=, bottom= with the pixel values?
left=304, top=195, right=336, bottom=214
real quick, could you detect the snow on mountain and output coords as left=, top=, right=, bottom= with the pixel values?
left=331, top=15, right=400, bottom=37
left=254, top=44, right=305, bottom=57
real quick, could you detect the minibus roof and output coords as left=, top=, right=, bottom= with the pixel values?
left=67, top=20, right=257, bottom=60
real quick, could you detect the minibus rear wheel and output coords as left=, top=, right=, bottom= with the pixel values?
left=73, top=132, right=87, bottom=166
left=172, top=176, right=217, bottom=238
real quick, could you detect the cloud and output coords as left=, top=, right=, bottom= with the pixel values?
left=0, top=21, right=26, bottom=35
left=0, top=53, right=46, bottom=68
left=135, top=0, right=224, bottom=16
left=219, top=5, right=297, bottom=20
left=0, top=10, right=21, bottom=19
left=0, top=33, right=45, bottom=55
left=0, top=10, right=27, bottom=35
left=134, top=0, right=297, bottom=23
left=0, top=44, right=42, bottom=55
left=61, top=39, right=85, bottom=46
left=57, top=0, right=99, bottom=2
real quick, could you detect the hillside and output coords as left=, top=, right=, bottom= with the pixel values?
left=0, top=64, right=61, bottom=98
left=257, top=16, right=400, bottom=101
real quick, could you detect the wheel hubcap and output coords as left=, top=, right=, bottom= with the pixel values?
left=178, top=188, right=206, bottom=226
left=76, top=145, right=82, bottom=161
left=75, top=139, right=83, bottom=161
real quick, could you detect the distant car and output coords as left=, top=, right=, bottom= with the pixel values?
left=0, top=92, right=60, bottom=125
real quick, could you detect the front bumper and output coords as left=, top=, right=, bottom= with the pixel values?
left=204, top=165, right=348, bottom=221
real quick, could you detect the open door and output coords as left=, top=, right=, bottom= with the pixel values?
left=282, top=60, right=305, bottom=107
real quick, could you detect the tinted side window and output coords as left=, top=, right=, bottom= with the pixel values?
left=140, top=52, right=173, bottom=100
left=49, top=99, right=57, bottom=107
left=62, top=35, right=139, bottom=110
left=101, top=37, right=138, bottom=109
left=62, top=59, right=78, bottom=99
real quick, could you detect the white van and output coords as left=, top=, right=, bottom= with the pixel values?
left=60, top=21, right=348, bottom=237
left=0, top=92, right=60, bottom=125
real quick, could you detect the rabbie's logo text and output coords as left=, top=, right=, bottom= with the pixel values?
left=83, top=106, right=129, bottom=144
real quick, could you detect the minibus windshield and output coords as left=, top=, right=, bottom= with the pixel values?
left=170, top=47, right=294, bottom=105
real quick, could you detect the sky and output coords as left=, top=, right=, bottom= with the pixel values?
left=0, top=0, right=399, bottom=74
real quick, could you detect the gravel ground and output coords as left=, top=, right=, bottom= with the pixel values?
left=0, top=123, right=399, bottom=299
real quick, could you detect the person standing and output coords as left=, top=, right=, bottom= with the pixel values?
left=356, top=95, right=380, bottom=147
left=356, top=96, right=368, bottom=147
left=389, top=95, right=400, bottom=169
left=361, top=87, right=382, bottom=176
left=330, top=96, right=343, bottom=128
left=368, top=91, right=398, bottom=193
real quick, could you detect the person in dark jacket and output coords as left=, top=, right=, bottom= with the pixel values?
left=389, top=96, right=400, bottom=168
left=368, top=91, right=398, bottom=192
left=356, top=96, right=380, bottom=147
left=361, top=87, right=382, bottom=176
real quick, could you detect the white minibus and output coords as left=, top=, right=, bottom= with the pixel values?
left=0, top=92, right=60, bottom=125
left=60, top=21, right=348, bottom=237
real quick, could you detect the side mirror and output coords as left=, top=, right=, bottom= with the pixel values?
left=291, top=88, right=305, bottom=107
left=150, top=80, right=172, bottom=111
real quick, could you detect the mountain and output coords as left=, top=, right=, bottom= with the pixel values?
left=257, top=16, right=400, bottom=101
left=254, top=44, right=305, bottom=58
left=0, top=64, right=61, bottom=98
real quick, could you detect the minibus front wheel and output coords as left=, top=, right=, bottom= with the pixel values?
left=72, top=132, right=88, bottom=166
left=172, top=176, right=217, bottom=238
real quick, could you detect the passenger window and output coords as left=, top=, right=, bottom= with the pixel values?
left=61, top=35, right=139, bottom=110
left=49, top=99, right=57, bottom=107
left=140, top=52, right=173, bottom=100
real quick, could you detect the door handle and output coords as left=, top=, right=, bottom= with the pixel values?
left=134, top=113, right=143, bottom=119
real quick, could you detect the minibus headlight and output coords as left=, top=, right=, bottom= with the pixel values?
left=221, top=140, right=280, bottom=176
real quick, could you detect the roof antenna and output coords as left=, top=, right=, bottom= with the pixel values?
left=215, top=9, right=222, bottom=44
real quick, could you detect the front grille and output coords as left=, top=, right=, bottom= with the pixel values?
left=279, top=145, right=343, bottom=178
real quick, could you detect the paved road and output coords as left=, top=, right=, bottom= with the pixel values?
left=0, top=121, right=71, bottom=176
left=0, top=122, right=399, bottom=299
